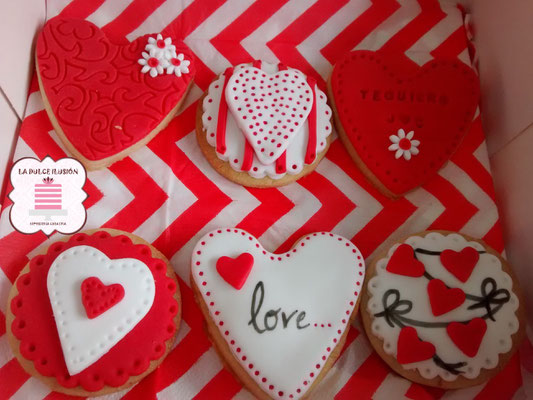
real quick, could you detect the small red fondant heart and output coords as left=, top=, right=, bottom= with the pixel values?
left=440, top=247, right=479, bottom=283
left=81, top=277, right=125, bottom=319
left=330, top=51, right=479, bottom=196
left=36, top=17, right=194, bottom=165
left=386, top=244, right=425, bottom=277
left=447, top=318, right=487, bottom=357
left=397, top=326, right=436, bottom=364
left=216, top=253, right=254, bottom=290
left=427, top=279, right=465, bottom=316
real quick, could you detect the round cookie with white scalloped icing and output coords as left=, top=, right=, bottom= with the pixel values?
left=361, top=230, right=525, bottom=388
left=6, top=229, right=181, bottom=396
left=196, top=61, right=333, bottom=187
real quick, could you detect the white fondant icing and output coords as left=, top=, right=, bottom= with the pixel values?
left=47, top=245, right=156, bottom=375
left=202, top=62, right=332, bottom=180
left=367, top=232, right=520, bottom=381
left=388, top=128, right=420, bottom=160
left=225, top=66, right=311, bottom=164
left=192, top=229, right=364, bottom=399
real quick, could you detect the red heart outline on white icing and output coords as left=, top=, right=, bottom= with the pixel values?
left=192, top=229, right=364, bottom=399
left=225, top=67, right=312, bottom=165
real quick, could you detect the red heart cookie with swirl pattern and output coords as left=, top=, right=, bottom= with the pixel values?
left=36, top=17, right=195, bottom=170
left=329, top=51, right=479, bottom=197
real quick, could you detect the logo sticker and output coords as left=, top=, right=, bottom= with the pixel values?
left=9, top=157, right=87, bottom=235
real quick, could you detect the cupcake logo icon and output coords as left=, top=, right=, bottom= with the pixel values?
left=9, top=156, right=87, bottom=235
left=29, top=177, right=68, bottom=220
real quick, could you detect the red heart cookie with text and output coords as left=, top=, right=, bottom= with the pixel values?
left=192, top=229, right=365, bottom=400
left=36, top=17, right=195, bottom=170
left=330, top=51, right=479, bottom=197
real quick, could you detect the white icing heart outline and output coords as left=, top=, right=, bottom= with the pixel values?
left=225, top=66, right=313, bottom=165
left=47, top=245, right=155, bottom=375
left=192, top=229, right=364, bottom=399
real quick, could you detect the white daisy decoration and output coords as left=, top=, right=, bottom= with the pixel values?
left=388, top=129, right=420, bottom=160
left=138, top=48, right=168, bottom=78
left=146, top=33, right=175, bottom=58
left=166, top=52, right=191, bottom=77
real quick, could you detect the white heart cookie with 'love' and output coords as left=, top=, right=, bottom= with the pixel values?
left=192, top=229, right=364, bottom=399
left=47, top=245, right=155, bottom=375
left=225, top=66, right=313, bottom=165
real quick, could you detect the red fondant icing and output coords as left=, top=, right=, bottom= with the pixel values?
left=427, top=279, right=465, bottom=316
left=305, top=76, right=317, bottom=164
left=330, top=51, right=479, bottom=196
left=440, top=246, right=479, bottom=283
left=216, top=67, right=234, bottom=155
left=216, top=252, right=254, bottom=290
left=241, top=140, right=254, bottom=171
left=386, top=244, right=425, bottom=277
left=36, top=17, right=194, bottom=162
left=275, top=151, right=287, bottom=174
left=81, top=277, right=125, bottom=319
left=447, top=318, right=487, bottom=357
left=10, top=231, right=178, bottom=392
left=397, top=326, right=436, bottom=364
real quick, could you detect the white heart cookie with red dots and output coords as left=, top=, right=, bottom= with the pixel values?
left=226, top=66, right=312, bottom=165
left=191, top=229, right=365, bottom=400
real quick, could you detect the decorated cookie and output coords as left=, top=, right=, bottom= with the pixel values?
left=197, top=61, right=332, bottom=187
left=191, top=229, right=365, bottom=399
left=361, top=231, right=525, bottom=388
left=6, top=229, right=180, bottom=396
left=328, top=51, right=480, bottom=198
left=36, top=17, right=195, bottom=170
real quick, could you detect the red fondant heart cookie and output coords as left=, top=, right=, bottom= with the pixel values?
left=447, top=318, right=487, bottom=357
left=36, top=17, right=195, bottom=170
left=8, top=230, right=180, bottom=396
left=386, top=244, right=425, bottom=277
left=329, top=51, right=479, bottom=197
left=192, top=229, right=365, bottom=400
left=397, top=327, right=436, bottom=364
left=427, top=279, right=465, bottom=316
left=440, top=246, right=480, bottom=283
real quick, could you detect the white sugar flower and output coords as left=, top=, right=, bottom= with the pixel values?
left=166, top=52, right=191, bottom=77
left=138, top=48, right=168, bottom=78
left=146, top=33, right=175, bottom=58
left=388, top=129, right=420, bottom=160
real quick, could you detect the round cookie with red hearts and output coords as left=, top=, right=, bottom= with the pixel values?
left=36, top=17, right=195, bottom=170
left=191, top=229, right=365, bottom=399
left=197, top=61, right=332, bottom=187
left=6, top=229, right=180, bottom=396
left=361, top=231, right=525, bottom=388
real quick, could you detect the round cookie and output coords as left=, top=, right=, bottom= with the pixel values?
left=190, top=229, right=365, bottom=399
left=6, top=229, right=181, bottom=396
left=196, top=61, right=333, bottom=187
left=361, top=230, right=525, bottom=388
left=36, top=17, right=195, bottom=170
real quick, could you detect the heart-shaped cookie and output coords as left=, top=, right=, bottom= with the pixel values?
left=329, top=51, right=479, bottom=197
left=225, top=66, right=312, bottom=165
left=36, top=17, right=194, bottom=170
left=191, top=229, right=365, bottom=399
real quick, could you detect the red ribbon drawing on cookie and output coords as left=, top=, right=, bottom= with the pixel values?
left=216, top=253, right=254, bottom=290
left=81, top=277, right=125, bottom=319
